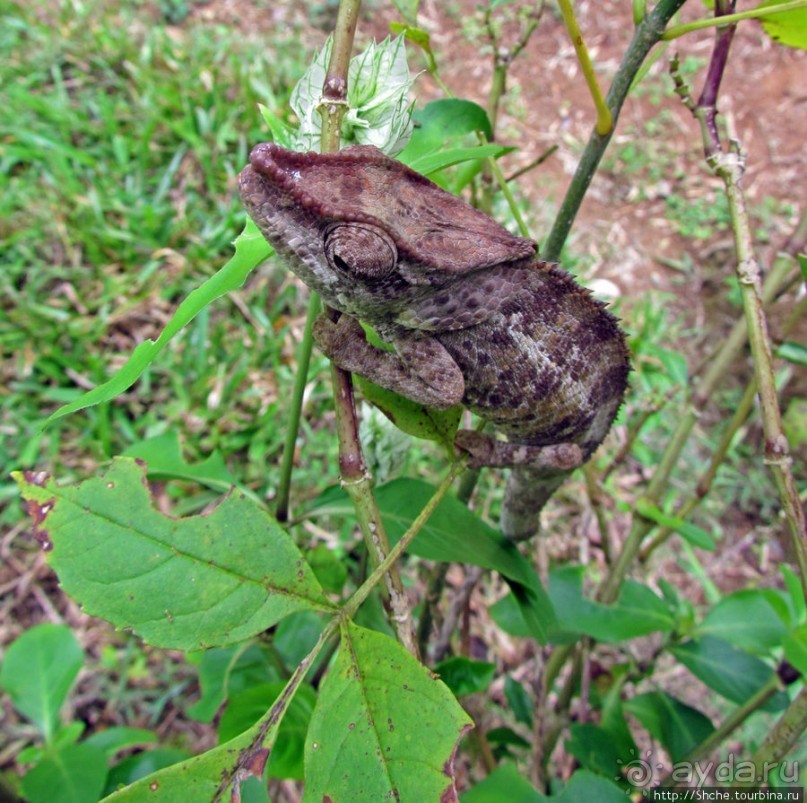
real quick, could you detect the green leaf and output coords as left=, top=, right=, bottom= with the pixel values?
left=624, top=692, right=714, bottom=763
left=782, top=564, right=807, bottom=622
left=461, top=763, right=544, bottom=802
left=462, top=767, right=625, bottom=803
left=486, top=727, right=530, bottom=750
left=15, top=458, right=333, bottom=650
left=389, top=23, right=433, bottom=58
left=273, top=611, right=329, bottom=672
left=669, top=637, right=788, bottom=711
left=635, top=498, right=715, bottom=550
left=84, top=727, right=157, bottom=759
left=434, top=657, right=496, bottom=697
left=218, top=682, right=316, bottom=779
left=566, top=723, right=626, bottom=779
left=783, top=398, right=807, bottom=451
left=399, top=99, right=494, bottom=169
left=103, top=717, right=264, bottom=801
left=783, top=624, right=807, bottom=677
left=291, top=37, right=415, bottom=155
left=355, top=376, right=461, bottom=453
left=555, top=770, right=627, bottom=802
left=43, top=222, right=270, bottom=425
left=308, top=479, right=556, bottom=642
left=504, top=675, right=533, bottom=727
left=391, top=0, right=420, bottom=24
left=103, top=749, right=189, bottom=796
left=22, top=744, right=108, bottom=803
left=696, top=589, right=790, bottom=653
left=549, top=566, right=676, bottom=642
left=406, top=144, right=510, bottom=178
left=187, top=643, right=281, bottom=723
left=306, top=544, right=349, bottom=594
left=121, top=432, right=263, bottom=506
left=777, top=340, right=807, bottom=367
left=304, top=622, right=472, bottom=802
left=0, top=623, right=83, bottom=743
left=257, top=103, right=295, bottom=148
left=757, top=0, right=807, bottom=49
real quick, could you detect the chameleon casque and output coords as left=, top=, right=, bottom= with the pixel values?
left=239, top=143, right=630, bottom=540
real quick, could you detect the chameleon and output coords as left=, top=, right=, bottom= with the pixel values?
left=238, top=143, right=630, bottom=540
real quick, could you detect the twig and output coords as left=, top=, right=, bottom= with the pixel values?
left=314, top=0, right=420, bottom=657
left=275, top=295, right=320, bottom=522
left=734, top=682, right=807, bottom=790
left=544, top=0, right=688, bottom=261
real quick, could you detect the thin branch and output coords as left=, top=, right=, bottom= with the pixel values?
left=543, top=0, right=688, bottom=261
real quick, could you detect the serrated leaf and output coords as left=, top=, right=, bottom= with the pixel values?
left=22, top=744, right=108, bottom=803
left=624, top=692, right=714, bottom=763
left=0, top=623, right=83, bottom=743
left=696, top=589, right=790, bottom=653
left=756, top=0, right=807, bottom=49
left=304, top=622, right=472, bottom=802
left=44, top=221, right=270, bottom=425
left=291, top=37, right=415, bottom=155
left=15, top=458, right=333, bottom=650
left=669, top=637, right=788, bottom=711
left=121, top=432, right=262, bottom=506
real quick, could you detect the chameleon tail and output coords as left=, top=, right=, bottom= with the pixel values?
left=500, top=467, right=569, bottom=541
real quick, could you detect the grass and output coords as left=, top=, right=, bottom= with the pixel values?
left=0, top=0, right=337, bottom=521
left=2, top=0, right=804, bottom=796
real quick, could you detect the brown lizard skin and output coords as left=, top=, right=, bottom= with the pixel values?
left=239, top=143, right=630, bottom=539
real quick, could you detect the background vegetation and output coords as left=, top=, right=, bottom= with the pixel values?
left=1, top=0, right=805, bottom=801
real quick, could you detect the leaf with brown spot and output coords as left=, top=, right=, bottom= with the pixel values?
left=14, top=458, right=334, bottom=650
left=304, top=622, right=472, bottom=802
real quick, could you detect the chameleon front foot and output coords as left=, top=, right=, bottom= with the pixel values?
left=455, top=430, right=583, bottom=472
left=312, top=314, right=465, bottom=410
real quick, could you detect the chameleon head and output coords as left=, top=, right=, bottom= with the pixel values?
left=238, top=142, right=537, bottom=285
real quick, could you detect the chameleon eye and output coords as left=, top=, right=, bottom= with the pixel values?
left=324, top=223, right=397, bottom=280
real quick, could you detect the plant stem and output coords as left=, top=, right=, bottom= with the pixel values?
left=735, top=683, right=807, bottom=789
left=275, top=294, right=320, bottom=522
left=220, top=615, right=340, bottom=800
left=663, top=0, right=807, bottom=41
left=543, top=0, right=687, bottom=261
left=557, top=0, right=612, bottom=136
left=658, top=673, right=783, bottom=787
left=342, top=461, right=468, bottom=620
left=598, top=241, right=798, bottom=603
left=716, top=141, right=807, bottom=596
left=315, top=0, right=419, bottom=655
